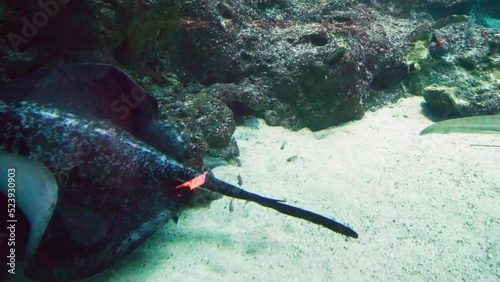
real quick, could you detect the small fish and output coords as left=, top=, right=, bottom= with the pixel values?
left=286, top=155, right=298, bottom=162
left=237, top=173, right=243, bottom=186
left=203, top=156, right=228, bottom=169
left=370, top=63, right=416, bottom=91
left=466, top=0, right=500, bottom=30
left=280, top=141, right=287, bottom=150
left=324, top=46, right=347, bottom=67
left=466, top=9, right=476, bottom=29
left=229, top=199, right=234, bottom=212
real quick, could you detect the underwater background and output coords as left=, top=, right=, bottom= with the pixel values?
left=0, top=0, right=499, bottom=281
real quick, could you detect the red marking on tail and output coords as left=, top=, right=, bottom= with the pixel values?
left=176, top=173, right=207, bottom=190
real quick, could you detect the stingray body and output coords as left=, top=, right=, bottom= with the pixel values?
left=0, top=101, right=187, bottom=281
left=0, top=64, right=357, bottom=281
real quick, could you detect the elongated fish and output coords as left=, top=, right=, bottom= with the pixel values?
left=0, top=64, right=357, bottom=281
left=420, top=114, right=500, bottom=135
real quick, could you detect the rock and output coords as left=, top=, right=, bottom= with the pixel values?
left=422, top=84, right=500, bottom=116
left=2, top=0, right=499, bottom=157
left=423, top=84, right=469, bottom=115
left=406, top=41, right=430, bottom=66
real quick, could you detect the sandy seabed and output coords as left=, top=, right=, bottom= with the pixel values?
left=13, top=97, right=500, bottom=281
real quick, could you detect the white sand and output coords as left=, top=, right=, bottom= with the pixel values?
left=93, top=96, right=498, bottom=282
left=14, top=97, right=498, bottom=281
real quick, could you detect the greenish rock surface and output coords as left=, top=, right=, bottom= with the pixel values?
left=423, top=84, right=470, bottom=115
left=406, top=41, right=430, bottom=66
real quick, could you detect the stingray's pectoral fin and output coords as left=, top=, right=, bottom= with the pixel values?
left=0, top=153, right=58, bottom=262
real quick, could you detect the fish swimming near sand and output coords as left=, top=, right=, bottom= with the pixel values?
left=0, top=64, right=357, bottom=281
left=470, top=0, right=500, bottom=30
left=202, top=155, right=229, bottom=169
left=420, top=114, right=500, bottom=135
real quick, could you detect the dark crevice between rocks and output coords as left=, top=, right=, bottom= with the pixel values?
left=217, top=3, right=233, bottom=19
left=332, top=16, right=353, bottom=24
left=226, top=101, right=257, bottom=125
left=112, top=39, right=131, bottom=65
left=309, top=34, right=328, bottom=46
left=457, top=58, right=475, bottom=71
left=426, top=1, right=471, bottom=19
left=203, top=72, right=239, bottom=86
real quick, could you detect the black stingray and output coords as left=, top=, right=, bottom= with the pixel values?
left=0, top=64, right=357, bottom=282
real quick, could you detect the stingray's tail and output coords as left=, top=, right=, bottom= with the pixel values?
left=203, top=172, right=358, bottom=238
